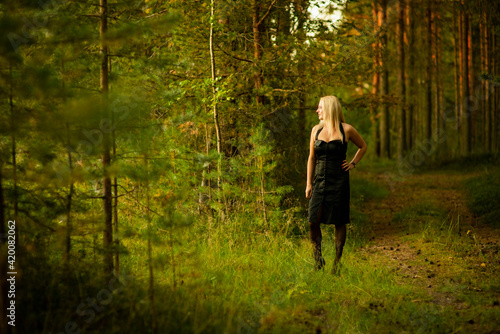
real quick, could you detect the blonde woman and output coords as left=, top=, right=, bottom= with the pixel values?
left=305, top=96, right=367, bottom=273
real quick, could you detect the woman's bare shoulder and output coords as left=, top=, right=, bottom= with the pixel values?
left=342, top=122, right=355, bottom=132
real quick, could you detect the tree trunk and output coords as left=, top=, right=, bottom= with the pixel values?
left=484, top=10, right=491, bottom=152
left=379, top=0, right=390, bottom=159
left=457, top=5, right=464, bottom=154
left=436, top=6, right=445, bottom=157
left=252, top=0, right=276, bottom=106
left=113, top=153, right=119, bottom=273
left=433, top=2, right=445, bottom=158
left=277, top=1, right=291, bottom=38
left=461, top=9, right=471, bottom=154
left=60, top=59, right=74, bottom=270
left=100, top=0, right=114, bottom=274
left=468, top=14, right=475, bottom=150
left=406, top=0, right=415, bottom=151
left=298, top=63, right=306, bottom=142
left=492, top=24, right=497, bottom=152
left=480, top=8, right=486, bottom=151
left=397, top=0, right=406, bottom=160
left=295, top=0, right=307, bottom=146
left=371, top=0, right=381, bottom=157
left=210, top=0, right=223, bottom=221
left=253, top=0, right=264, bottom=105
left=453, top=5, right=460, bottom=155
left=425, top=0, right=432, bottom=143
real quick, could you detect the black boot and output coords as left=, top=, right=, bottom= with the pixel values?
left=314, top=245, right=326, bottom=271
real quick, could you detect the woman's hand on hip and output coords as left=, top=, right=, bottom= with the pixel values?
left=342, top=160, right=355, bottom=171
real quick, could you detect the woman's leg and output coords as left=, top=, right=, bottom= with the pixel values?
left=332, top=224, right=346, bottom=274
left=309, top=205, right=325, bottom=270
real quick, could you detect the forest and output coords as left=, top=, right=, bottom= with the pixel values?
left=0, top=0, right=499, bottom=333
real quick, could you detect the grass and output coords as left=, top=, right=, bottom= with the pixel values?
left=19, top=164, right=500, bottom=333
left=350, top=174, right=390, bottom=205
left=184, top=222, right=419, bottom=333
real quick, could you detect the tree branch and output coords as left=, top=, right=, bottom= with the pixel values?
left=257, top=0, right=278, bottom=27
left=216, top=44, right=254, bottom=64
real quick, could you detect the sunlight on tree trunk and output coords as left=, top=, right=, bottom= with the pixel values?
left=210, top=0, right=224, bottom=221
left=379, top=0, right=390, bottom=159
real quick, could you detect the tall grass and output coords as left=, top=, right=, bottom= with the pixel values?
left=19, top=170, right=500, bottom=333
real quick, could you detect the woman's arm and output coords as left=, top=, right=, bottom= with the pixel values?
left=306, top=126, right=317, bottom=198
left=343, top=124, right=367, bottom=171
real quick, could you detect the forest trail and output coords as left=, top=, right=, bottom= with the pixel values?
left=356, top=169, right=500, bottom=328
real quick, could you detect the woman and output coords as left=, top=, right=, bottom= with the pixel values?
left=305, top=96, right=367, bottom=274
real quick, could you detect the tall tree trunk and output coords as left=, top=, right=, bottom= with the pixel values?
left=457, top=5, right=464, bottom=152
left=298, top=62, right=306, bottom=142
left=61, top=59, right=74, bottom=270
left=253, top=0, right=264, bottom=106
left=277, top=1, right=291, bottom=38
left=210, top=0, right=223, bottom=221
left=379, top=0, right=390, bottom=158
left=468, top=14, right=475, bottom=151
left=432, top=6, right=438, bottom=147
left=484, top=10, right=491, bottom=152
left=109, top=53, right=119, bottom=275
left=432, top=2, right=445, bottom=158
left=406, top=0, right=415, bottom=151
left=100, top=0, right=114, bottom=274
left=435, top=6, right=445, bottom=157
left=252, top=0, right=277, bottom=106
left=371, top=0, right=381, bottom=157
left=113, top=145, right=119, bottom=274
left=397, top=0, right=406, bottom=160
left=295, top=0, right=308, bottom=146
left=480, top=8, right=486, bottom=151
left=453, top=5, right=460, bottom=155
left=461, top=9, right=471, bottom=154
left=425, top=0, right=432, bottom=143
left=492, top=24, right=497, bottom=152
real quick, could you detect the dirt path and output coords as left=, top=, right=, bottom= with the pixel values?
left=357, top=170, right=500, bottom=331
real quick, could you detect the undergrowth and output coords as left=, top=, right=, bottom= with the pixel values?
left=18, top=168, right=500, bottom=333
left=464, top=168, right=500, bottom=228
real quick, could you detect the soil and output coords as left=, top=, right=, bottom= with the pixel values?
left=357, top=169, right=500, bottom=332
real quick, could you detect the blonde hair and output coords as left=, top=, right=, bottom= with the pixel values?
left=318, top=96, right=345, bottom=143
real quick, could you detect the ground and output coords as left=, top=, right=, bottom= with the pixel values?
left=355, top=168, right=500, bottom=333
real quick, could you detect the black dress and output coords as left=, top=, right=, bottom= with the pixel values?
left=308, top=123, right=350, bottom=226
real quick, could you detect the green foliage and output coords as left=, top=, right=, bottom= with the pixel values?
left=3, top=0, right=500, bottom=333
left=465, top=168, right=500, bottom=228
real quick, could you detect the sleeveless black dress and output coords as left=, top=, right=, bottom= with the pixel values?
left=308, top=123, right=350, bottom=226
